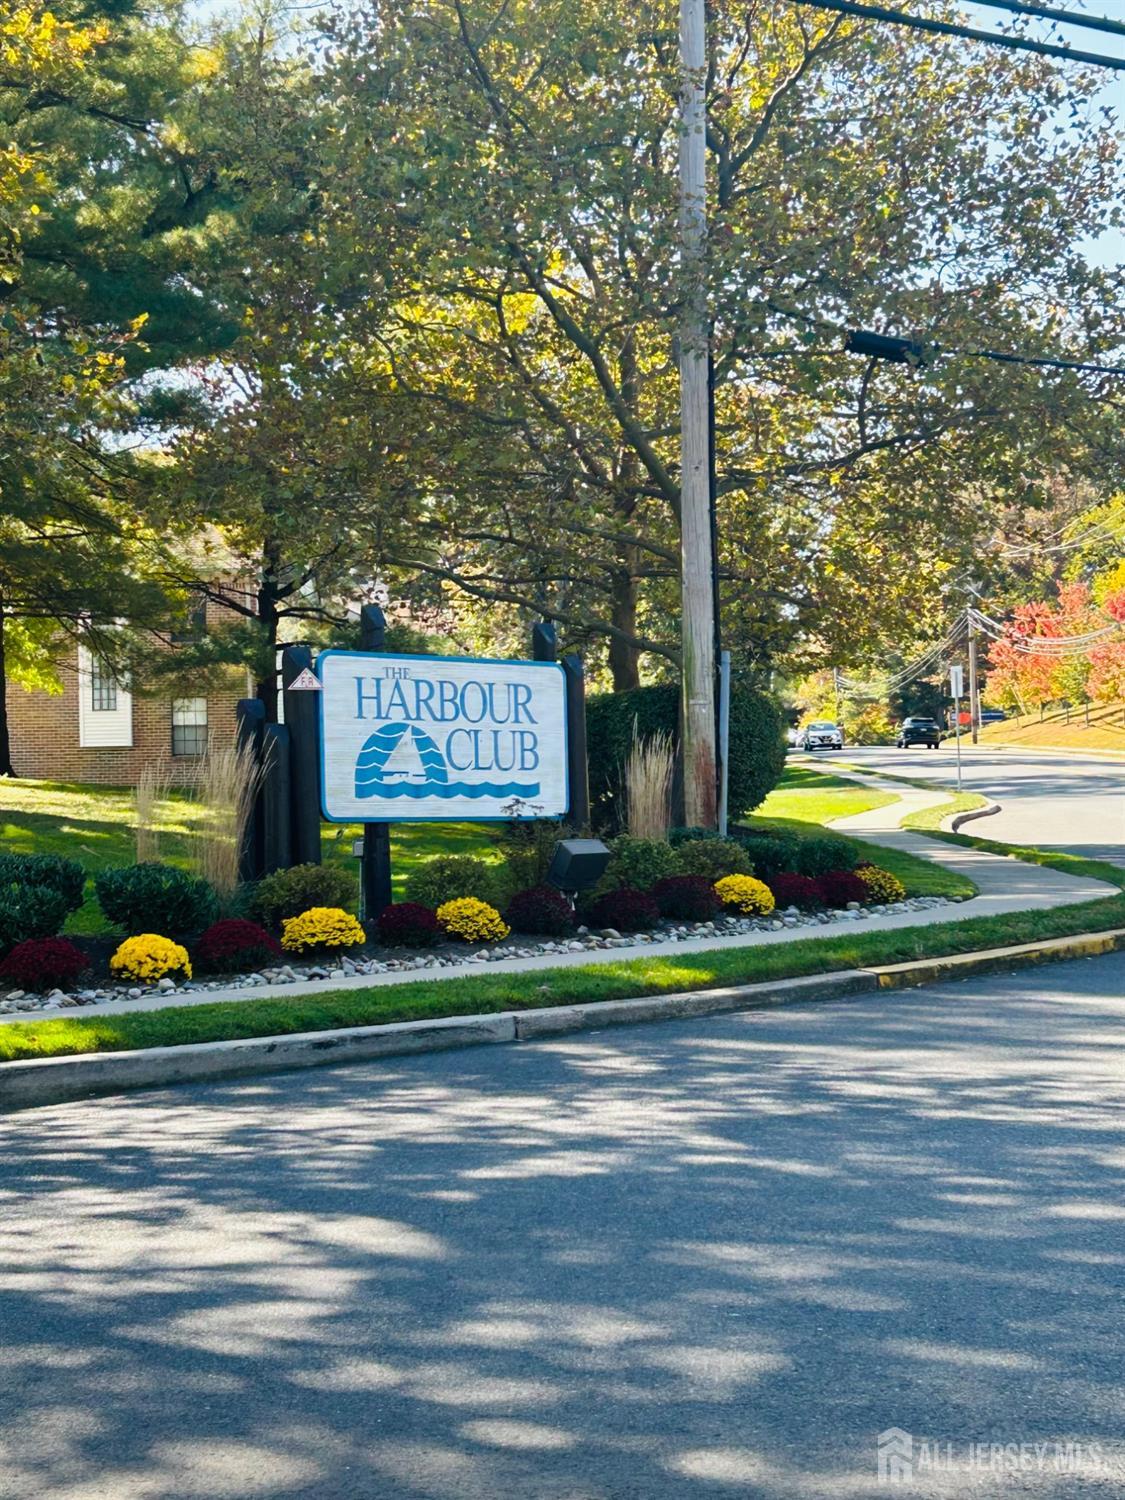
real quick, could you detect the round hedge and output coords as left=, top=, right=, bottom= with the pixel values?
left=586, top=680, right=784, bottom=831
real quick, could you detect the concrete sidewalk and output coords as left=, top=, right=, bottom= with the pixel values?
left=3, top=776, right=1115, bottom=1027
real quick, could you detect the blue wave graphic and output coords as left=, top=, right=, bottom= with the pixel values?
left=354, top=719, right=534, bottom=801
left=357, top=780, right=540, bottom=801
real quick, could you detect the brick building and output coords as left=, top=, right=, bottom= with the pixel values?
left=6, top=605, right=252, bottom=787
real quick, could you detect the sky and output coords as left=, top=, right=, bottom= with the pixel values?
left=962, top=1, right=1125, bottom=267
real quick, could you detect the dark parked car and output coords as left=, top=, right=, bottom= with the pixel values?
left=897, top=716, right=941, bottom=749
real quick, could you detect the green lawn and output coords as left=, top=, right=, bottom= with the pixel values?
left=0, top=778, right=499, bottom=933
left=754, top=765, right=899, bottom=823
left=743, top=767, right=976, bottom=900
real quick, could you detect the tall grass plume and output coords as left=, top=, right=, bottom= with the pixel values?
left=193, top=735, right=263, bottom=904
left=625, top=723, right=674, bottom=840
left=134, top=756, right=174, bottom=863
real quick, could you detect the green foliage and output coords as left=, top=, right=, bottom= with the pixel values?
left=602, top=836, right=681, bottom=893
left=497, top=818, right=567, bottom=894
left=732, top=833, right=801, bottom=881
left=668, top=827, right=722, bottom=847
left=95, top=862, right=218, bottom=938
left=0, top=883, right=70, bottom=957
left=404, top=855, right=503, bottom=911
left=250, top=863, right=358, bottom=931
left=675, top=837, right=752, bottom=881
left=587, top=682, right=785, bottom=830
left=791, top=835, right=861, bottom=879
left=0, top=852, right=85, bottom=913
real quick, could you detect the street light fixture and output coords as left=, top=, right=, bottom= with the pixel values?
left=844, top=329, right=928, bottom=366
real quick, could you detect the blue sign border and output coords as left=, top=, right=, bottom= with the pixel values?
left=316, top=649, right=570, bottom=824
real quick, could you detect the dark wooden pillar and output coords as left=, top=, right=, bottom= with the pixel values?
left=235, top=699, right=266, bottom=882
left=360, top=604, right=393, bottom=924
left=281, top=644, right=321, bottom=866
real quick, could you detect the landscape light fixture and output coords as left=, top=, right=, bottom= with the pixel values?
left=545, top=839, right=611, bottom=899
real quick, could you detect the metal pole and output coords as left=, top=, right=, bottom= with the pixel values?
left=717, top=650, right=731, bottom=837
left=677, top=0, right=717, bottom=829
left=954, top=694, right=963, bottom=792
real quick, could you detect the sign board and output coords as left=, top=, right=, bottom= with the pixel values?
left=317, top=650, right=569, bottom=822
left=949, top=664, right=964, bottom=698
left=287, top=667, right=322, bottom=692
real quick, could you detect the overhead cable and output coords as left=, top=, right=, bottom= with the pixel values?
left=787, top=0, right=1125, bottom=70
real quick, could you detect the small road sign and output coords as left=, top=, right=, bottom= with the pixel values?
left=288, top=667, right=322, bottom=692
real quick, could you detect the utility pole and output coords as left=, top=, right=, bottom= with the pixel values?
left=677, top=0, right=717, bottom=827
left=967, top=606, right=980, bottom=745
left=833, top=666, right=841, bottom=724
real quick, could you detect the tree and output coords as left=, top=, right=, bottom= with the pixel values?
left=314, top=0, right=1125, bottom=688
left=0, top=0, right=239, bottom=771
left=132, top=4, right=432, bottom=718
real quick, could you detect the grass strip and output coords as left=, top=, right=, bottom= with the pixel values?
left=744, top=813, right=976, bottom=900
left=912, top=830, right=1125, bottom=888
left=900, top=793, right=989, bottom=831
left=3, top=885, right=1122, bottom=1063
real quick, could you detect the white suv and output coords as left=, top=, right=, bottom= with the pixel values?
left=797, top=720, right=844, bottom=751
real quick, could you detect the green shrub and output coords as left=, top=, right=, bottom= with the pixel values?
left=586, top=679, right=785, bottom=830
left=95, top=862, right=218, bottom=938
left=0, top=884, right=71, bottom=958
left=668, top=826, right=722, bottom=848
left=791, top=835, right=859, bottom=877
left=497, top=818, right=566, bottom=894
left=733, top=834, right=800, bottom=880
left=250, top=862, right=358, bottom=930
left=602, top=836, right=681, bottom=892
left=404, top=855, right=502, bottom=911
left=0, top=853, right=85, bottom=914
left=676, top=837, right=752, bottom=881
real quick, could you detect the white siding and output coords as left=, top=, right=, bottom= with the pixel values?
left=77, top=645, right=133, bottom=748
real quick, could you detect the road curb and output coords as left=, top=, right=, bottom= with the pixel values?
left=948, top=800, right=1002, bottom=832
left=4, top=926, right=1125, bottom=1112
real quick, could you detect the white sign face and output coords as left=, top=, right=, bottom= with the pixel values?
left=318, top=650, right=569, bottom=822
left=949, top=664, right=964, bottom=698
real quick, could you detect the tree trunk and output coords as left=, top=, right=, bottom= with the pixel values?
left=0, top=597, right=15, bottom=777
left=608, top=566, right=641, bottom=691
left=255, top=557, right=282, bottom=722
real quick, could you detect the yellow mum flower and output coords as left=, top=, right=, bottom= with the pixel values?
left=436, top=897, right=509, bottom=944
left=110, top=934, right=192, bottom=984
left=713, top=874, right=776, bottom=916
left=281, top=906, right=366, bottom=953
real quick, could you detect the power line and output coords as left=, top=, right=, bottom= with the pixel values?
left=836, top=614, right=968, bottom=691
left=787, top=0, right=1125, bottom=71
left=970, top=0, right=1125, bottom=41
left=969, top=606, right=1125, bottom=651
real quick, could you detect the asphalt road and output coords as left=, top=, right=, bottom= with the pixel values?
left=821, top=745, right=1125, bottom=868
left=3, top=953, right=1125, bottom=1499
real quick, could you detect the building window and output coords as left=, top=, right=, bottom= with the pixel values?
left=171, top=698, right=208, bottom=757
left=171, top=604, right=207, bottom=645
left=90, top=659, right=118, bottom=712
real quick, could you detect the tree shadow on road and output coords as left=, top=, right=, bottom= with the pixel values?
left=3, top=959, right=1124, bottom=1499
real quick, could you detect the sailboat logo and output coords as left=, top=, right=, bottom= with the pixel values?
left=354, top=722, right=541, bottom=802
